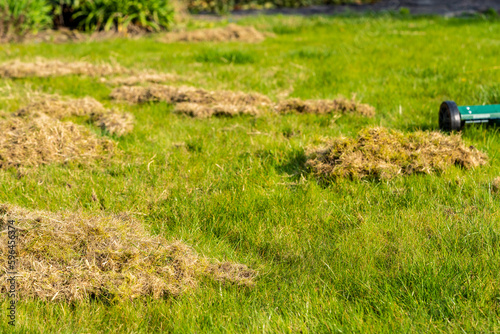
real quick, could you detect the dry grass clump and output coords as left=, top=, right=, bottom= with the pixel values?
left=110, top=84, right=271, bottom=119
left=0, top=114, right=115, bottom=169
left=160, top=24, right=265, bottom=43
left=276, top=97, right=376, bottom=117
left=0, top=59, right=126, bottom=78
left=15, top=96, right=107, bottom=119
left=0, top=204, right=256, bottom=301
left=107, top=73, right=179, bottom=86
left=111, top=84, right=269, bottom=118
left=110, top=85, right=188, bottom=104
left=174, top=102, right=212, bottom=118
left=174, top=102, right=259, bottom=118
left=111, top=84, right=271, bottom=106
left=493, top=177, right=500, bottom=193
left=306, top=127, right=488, bottom=180
left=16, top=95, right=134, bottom=137
left=110, top=85, right=376, bottom=119
left=92, top=112, right=135, bottom=136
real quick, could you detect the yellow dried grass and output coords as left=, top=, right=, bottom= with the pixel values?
left=16, top=95, right=134, bottom=137
left=174, top=102, right=259, bottom=118
left=110, top=85, right=375, bottom=119
left=306, top=127, right=488, bottom=180
left=15, top=95, right=107, bottom=119
left=493, top=177, right=500, bottom=193
left=160, top=24, right=265, bottom=43
left=107, top=73, right=179, bottom=86
left=0, top=58, right=126, bottom=78
left=92, top=112, right=135, bottom=137
left=0, top=114, right=115, bottom=169
left=0, top=204, right=256, bottom=302
left=276, top=97, right=376, bottom=117
left=110, top=84, right=272, bottom=106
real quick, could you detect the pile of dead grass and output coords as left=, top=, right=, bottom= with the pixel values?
left=111, top=84, right=271, bottom=106
left=174, top=103, right=258, bottom=118
left=306, top=127, right=488, bottom=180
left=0, top=58, right=180, bottom=87
left=493, top=177, right=500, bottom=193
left=276, top=97, right=376, bottom=117
left=0, top=113, right=115, bottom=169
left=15, top=96, right=107, bottom=119
left=106, top=73, right=179, bottom=86
left=0, top=59, right=126, bottom=78
left=0, top=204, right=256, bottom=301
left=111, top=84, right=270, bottom=118
left=16, top=95, right=134, bottom=137
left=160, top=24, right=265, bottom=43
left=92, top=112, right=135, bottom=137
left=111, top=85, right=375, bottom=119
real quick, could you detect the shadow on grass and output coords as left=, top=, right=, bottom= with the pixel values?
left=275, top=148, right=308, bottom=181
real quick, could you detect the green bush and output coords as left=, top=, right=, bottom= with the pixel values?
left=0, top=0, right=52, bottom=39
left=48, top=0, right=175, bottom=32
left=187, top=0, right=377, bottom=14
left=72, top=0, right=174, bottom=32
left=49, top=0, right=80, bottom=28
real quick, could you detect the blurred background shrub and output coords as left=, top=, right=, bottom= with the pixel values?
left=187, top=0, right=378, bottom=14
left=0, top=0, right=52, bottom=40
left=49, top=0, right=174, bottom=32
left=1, top=0, right=378, bottom=38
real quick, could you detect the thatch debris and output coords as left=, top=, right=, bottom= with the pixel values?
left=174, top=102, right=259, bottom=118
left=0, top=58, right=178, bottom=88
left=111, top=84, right=270, bottom=118
left=174, top=102, right=213, bottom=118
left=111, top=84, right=272, bottom=106
left=0, top=114, right=115, bottom=169
left=0, top=59, right=126, bottom=78
left=15, top=96, right=107, bottom=119
left=106, top=73, right=179, bottom=86
left=306, top=127, right=488, bottom=180
left=111, top=85, right=186, bottom=104
left=111, top=85, right=375, bottom=119
left=493, top=177, right=500, bottom=193
left=0, top=204, right=256, bottom=301
left=160, top=24, right=265, bottom=43
left=276, top=97, right=376, bottom=117
left=16, top=95, right=134, bottom=137
left=110, top=84, right=271, bottom=119
left=92, top=112, right=135, bottom=137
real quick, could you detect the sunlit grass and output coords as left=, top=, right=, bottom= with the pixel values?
left=0, top=13, right=499, bottom=333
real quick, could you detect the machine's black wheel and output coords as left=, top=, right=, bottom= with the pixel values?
left=439, top=101, right=462, bottom=132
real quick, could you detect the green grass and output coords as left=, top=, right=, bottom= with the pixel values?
left=195, top=48, right=256, bottom=64
left=1, top=13, right=500, bottom=333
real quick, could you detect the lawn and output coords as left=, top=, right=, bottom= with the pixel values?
left=1, top=13, right=500, bottom=333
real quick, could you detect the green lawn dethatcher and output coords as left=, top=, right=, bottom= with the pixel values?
left=440, top=100, right=500, bottom=131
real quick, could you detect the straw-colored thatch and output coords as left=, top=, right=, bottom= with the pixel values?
left=306, top=127, right=488, bottom=180
left=0, top=204, right=256, bottom=301
left=160, top=24, right=265, bottom=43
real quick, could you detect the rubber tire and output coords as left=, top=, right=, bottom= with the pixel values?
left=439, top=101, right=462, bottom=132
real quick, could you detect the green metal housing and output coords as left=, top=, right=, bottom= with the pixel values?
left=458, top=104, right=500, bottom=125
